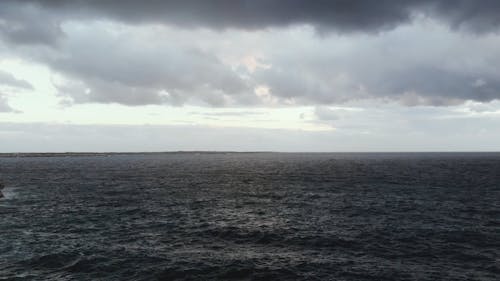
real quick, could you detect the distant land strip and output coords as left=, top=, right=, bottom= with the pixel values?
left=0, top=151, right=274, bottom=157
left=0, top=151, right=499, bottom=158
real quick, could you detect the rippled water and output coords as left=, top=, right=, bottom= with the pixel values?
left=0, top=153, right=499, bottom=280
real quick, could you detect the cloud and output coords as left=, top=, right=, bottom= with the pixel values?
left=0, top=95, right=15, bottom=112
left=1, top=1, right=500, bottom=108
left=428, top=0, right=500, bottom=33
left=252, top=22, right=500, bottom=106
left=0, top=71, right=32, bottom=113
left=3, top=0, right=500, bottom=46
left=0, top=122, right=336, bottom=152
left=0, top=2, right=63, bottom=46
left=190, top=111, right=264, bottom=117
left=44, top=23, right=253, bottom=106
left=0, top=70, right=34, bottom=89
left=314, top=106, right=340, bottom=121
left=464, top=100, right=500, bottom=114
left=1, top=115, right=500, bottom=152
left=31, top=0, right=418, bottom=32
left=309, top=102, right=500, bottom=142
left=7, top=19, right=500, bottom=108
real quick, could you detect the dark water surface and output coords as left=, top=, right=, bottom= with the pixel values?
left=0, top=153, right=499, bottom=280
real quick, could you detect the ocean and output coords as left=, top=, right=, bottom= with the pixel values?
left=0, top=153, right=499, bottom=280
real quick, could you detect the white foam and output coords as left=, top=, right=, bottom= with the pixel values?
left=1, top=186, right=17, bottom=200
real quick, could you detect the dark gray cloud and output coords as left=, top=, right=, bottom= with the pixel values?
left=2, top=0, right=500, bottom=47
left=0, top=70, right=33, bottom=89
left=8, top=0, right=500, bottom=34
left=428, top=0, right=500, bottom=33
left=27, top=0, right=419, bottom=32
left=0, top=2, right=63, bottom=46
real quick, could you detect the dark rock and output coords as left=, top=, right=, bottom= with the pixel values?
left=0, top=182, right=4, bottom=189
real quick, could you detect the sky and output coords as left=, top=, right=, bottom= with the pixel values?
left=1, top=0, right=500, bottom=152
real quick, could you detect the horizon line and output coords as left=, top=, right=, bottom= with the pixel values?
left=1, top=151, right=499, bottom=156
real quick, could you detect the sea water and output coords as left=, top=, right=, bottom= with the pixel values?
left=0, top=153, right=499, bottom=280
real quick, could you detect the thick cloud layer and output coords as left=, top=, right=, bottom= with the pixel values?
left=15, top=21, right=500, bottom=107
left=9, top=0, right=500, bottom=34
left=251, top=22, right=500, bottom=106
left=1, top=1, right=500, bottom=107
left=22, top=0, right=419, bottom=32
left=39, top=23, right=254, bottom=106
left=0, top=2, right=63, bottom=46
